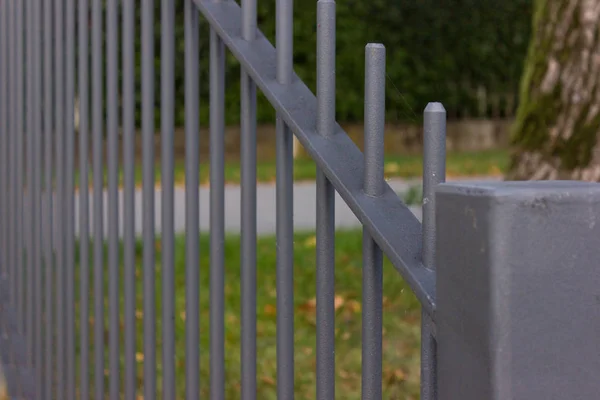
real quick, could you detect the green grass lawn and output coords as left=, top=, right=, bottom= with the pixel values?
left=75, top=148, right=508, bottom=190
left=74, top=230, right=422, bottom=399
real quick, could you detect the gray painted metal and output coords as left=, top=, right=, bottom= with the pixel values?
left=0, top=0, right=5, bottom=280
left=53, top=0, right=65, bottom=395
left=161, top=0, right=176, bottom=395
left=185, top=1, right=200, bottom=398
left=16, top=0, right=24, bottom=335
left=275, top=0, right=295, bottom=397
left=78, top=0, right=91, bottom=395
left=65, top=0, right=77, bottom=396
left=32, top=0, right=43, bottom=393
left=241, top=0, right=259, bottom=397
left=43, top=0, right=55, bottom=396
left=8, top=0, right=15, bottom=310
left=240, top=0, right=258, bottom=396
left=210, top=27, right=226, bottom=400
left=123, top=0, right=136, bottom=397
left=107, top=0, right=120, bottom=396
left=92, top=0, right=105, bottom=394
left=142, top=0, right=157, bottom=397
left=316, top=2, right=337, bottom=399
left=26, top=0, right=35, bottom=366
left=362, top=43, right=386, bottom=400
left=437, top=181, right=600, bottom=399
left=2, top=1, right=600, bottom=399
left=0, top=0, right=6, bottom=286
left=421, top=102, right=446, bottom=400
left=193, top=0, right=435, bottom=313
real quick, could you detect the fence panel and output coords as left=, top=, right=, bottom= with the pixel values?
left=0, top=0, right=433, bottom=398
left=0, top=0, right=597, bottom=399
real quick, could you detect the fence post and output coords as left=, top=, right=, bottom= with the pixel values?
left=436, top=181, right=600, bottom=400
left=435, top=181, right=600, bottom=399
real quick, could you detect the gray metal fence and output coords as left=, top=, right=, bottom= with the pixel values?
left=1, top=0, right=600, bottom=399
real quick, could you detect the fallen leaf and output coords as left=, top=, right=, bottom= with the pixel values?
left=136, top=310, right=143, bottom=319
left=382, top=296, right=390, bottom=307
left=334, top=295, right=345, bottom=310
left=304, top=236, right=317, bottom=247
left=346, top=299, right=361, bottom=313
left=261, top=375, right=276, bottom=386
left=264, top=304, right=276, bottom=316
left=136, top=352, right=144, bottom=362
left=384, top=367, right=407, bottom=383
left=298, top=297, right=317, bottom=313
left=227, top=314, right=237, bottom=324
left=489, top=165, right=503, bottom=176
left=384, top=162, right=400, bottom=173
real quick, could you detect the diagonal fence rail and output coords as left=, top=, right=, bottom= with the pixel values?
left=1, top=0, right=600, bottom=399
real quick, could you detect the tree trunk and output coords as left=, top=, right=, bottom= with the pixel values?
left=508, top=0, right=600, bottom=181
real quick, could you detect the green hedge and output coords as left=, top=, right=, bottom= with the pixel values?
left=110, top=0, right=532, bottom=127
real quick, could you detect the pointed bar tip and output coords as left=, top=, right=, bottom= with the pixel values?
left=424, top=102, right=446, bottom=113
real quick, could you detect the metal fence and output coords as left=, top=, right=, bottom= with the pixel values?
left=1, top=0, right=600, bottom=399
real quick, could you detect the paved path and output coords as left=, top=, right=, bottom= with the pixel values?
left=37, top=176, right=500, bottom=238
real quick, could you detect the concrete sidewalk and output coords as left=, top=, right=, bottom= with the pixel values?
left=35, top=176, right=500, bottom=238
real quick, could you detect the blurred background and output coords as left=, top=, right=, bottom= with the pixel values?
left=62, top=0, right=600, bottom=398
left=84, top=0, right=600, bottom=188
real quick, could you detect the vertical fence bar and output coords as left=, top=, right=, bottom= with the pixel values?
left=241, top=0, right=258, bottom=397
left=421, top=102, right=446, bottom=400
left=209, top=27, right=226, bottom=400
left=65, top=0, right=76, bottom=395
left=1, top=0, right=7, bottom=277
left=315, top=1, right=336, bottom=399
left=142, top=0, right=157, bottom=397
left=3, top=0, right=9, bottom=289
left=184, top=0, right=200, bottom=398
left=78, top=0, right=91, bottom=395
left=107, top=0, right=120, bottom=395
left=5, top=0, right=10, bottom=301
left=0, top=0, right=5, bottom=281
left=32, top=0, right=44, bottom=391
left=161, top=0, right=176, bottom=395
left=1, top=0, right=6, bottom=285
left=0, top=0, right=7, bottom=281
left=123, top=0, right=136, bottom=397
left=16, top=0, right=25, bottom=334
left=0, top=0, right=4, bottom=278
left=54, top=0, right=66, bottom=393
left=16, top=0, right=25, bottom=332
left=8, top=0, right=15, bottom=308
left=43, top=0, right=54, bottom=395
left=12, top=0, right=19, bottom=312
left=10, top=0, right=16, bottom=311
left=275, top=0, right=294, bottom=397
left=92, top=0, right=105, bottom=394
left=26, top=0, right=35, bottom=364
left=361, top=43, right=386, bottom=400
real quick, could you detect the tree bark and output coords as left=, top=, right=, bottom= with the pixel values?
left=508, top=0, right=600, bottom=181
